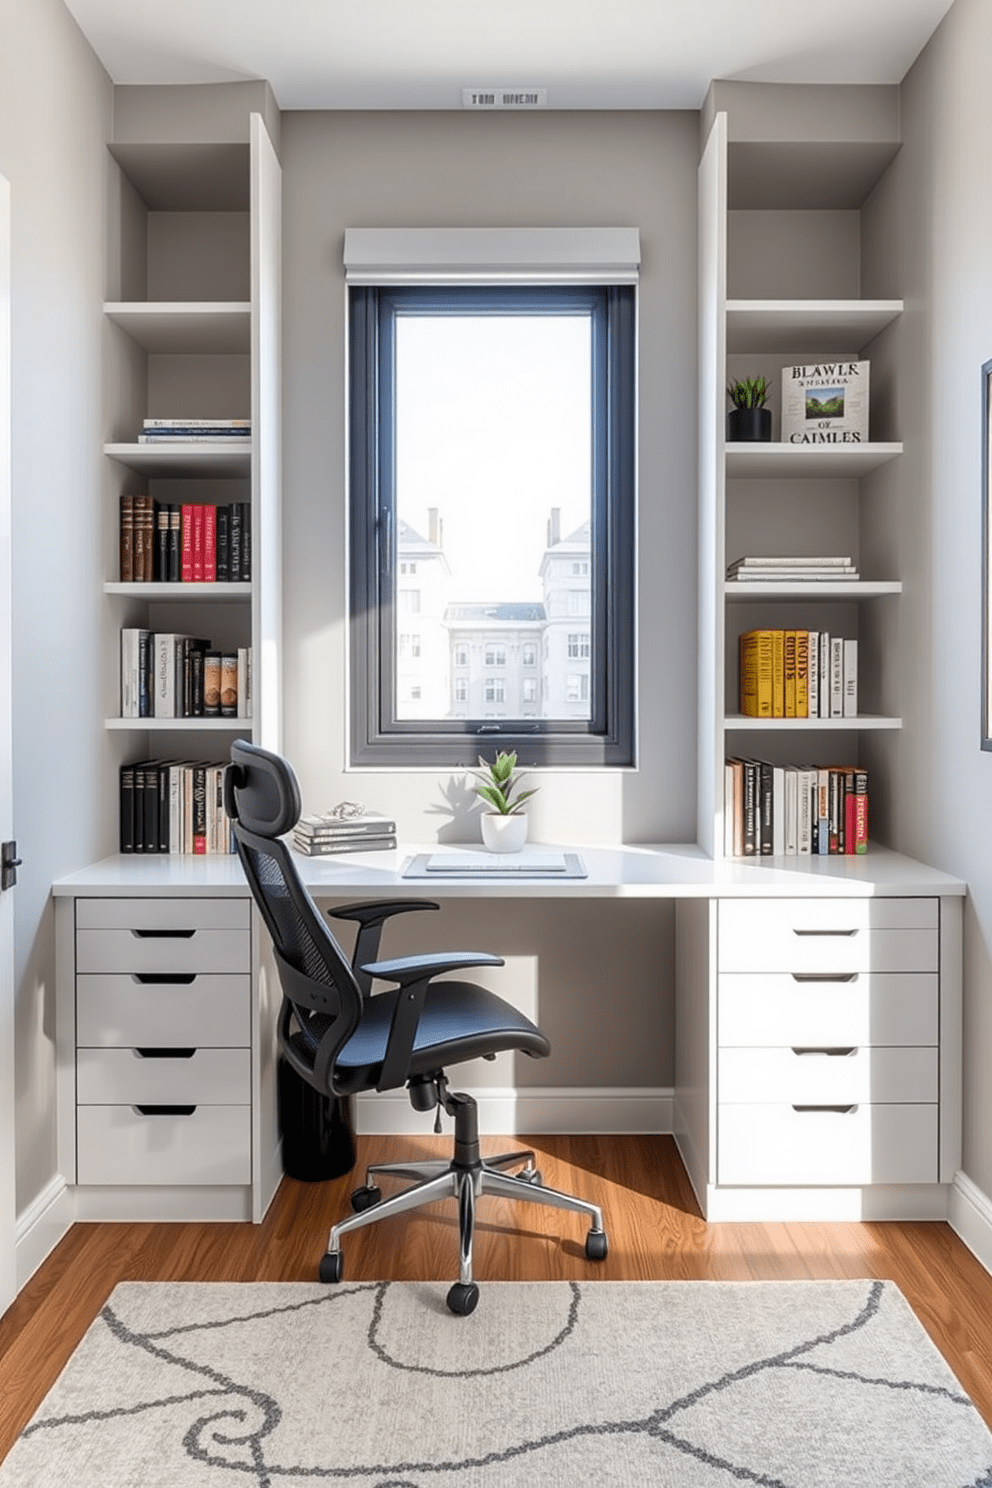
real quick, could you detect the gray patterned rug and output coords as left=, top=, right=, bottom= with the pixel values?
left=2, top=1279, right=991, bottom=1486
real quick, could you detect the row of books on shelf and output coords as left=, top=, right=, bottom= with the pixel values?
left=120, top=759, right=236, bottom=855
left=135, top=417, right=251, bottom=444
left=725, top=758, right=868, bottom=858
left=740, top=629, right=857, bottom=719
left=727, top=555, right=859, bottom=583
left=120, top=497, right=251, bottom=583
left=293, top=810, right=397, bottom=856
left=120, top=630, right=252, bottom=720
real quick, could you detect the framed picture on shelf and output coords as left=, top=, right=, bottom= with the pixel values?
left=982, top=357, right=992, bottom=749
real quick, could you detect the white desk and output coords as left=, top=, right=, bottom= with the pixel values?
left=52, top=843, right=966, bottom=1225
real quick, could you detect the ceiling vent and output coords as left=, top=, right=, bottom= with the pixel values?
left=462, top=88, right=548, bottom=110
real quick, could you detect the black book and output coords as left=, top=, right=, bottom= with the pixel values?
left=132, top=760, right=146, bottom=853
left=180, top=637, right=211, bottom=717
left=143, top=761, right=160, bottom=852
left=154, top=502, right=169, bottom=582
left=189, top=644, right=207, bottom=717
left=137, top=630, right=153, bottom=717
left=216, top=505, right=230, bottom=582
left=742, top=760, right=757, bottom=856
left=759, top=759, right=774, bottom=855
left=119, top=763, right=135, bottom=853
left=229, top=504, right=242, bottom=582
left=167, top=505, right=181, bottom=582
left=240, top=501, right=251, bottom=582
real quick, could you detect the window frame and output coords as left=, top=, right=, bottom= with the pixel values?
left=348, top=282, right=636, bottom=768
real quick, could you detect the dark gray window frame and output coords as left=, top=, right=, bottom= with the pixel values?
left=348, top=283, right=636, bottom=768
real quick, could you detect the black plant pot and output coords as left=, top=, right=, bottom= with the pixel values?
left=727, top=406, right=772, bottom=442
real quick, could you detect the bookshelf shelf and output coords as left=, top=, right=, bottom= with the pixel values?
left=104, top=302, right=251, bottom=353
left=725, top=442, right=902, bottom=478
left=725, top=714, right=902, bottom=731
left=104, top=442, right=252, bottom=478
left=725, top=299, right=903, bottom=354
left=105, top=582, right=252, bottom=601
left=724, top=580, right=902, bottom=599
left=106, top=717, right=251, bottom=732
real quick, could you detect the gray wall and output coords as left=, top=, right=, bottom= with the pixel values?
left=862, top=0, right=992, bottom=1203
left=0, top=0, right=110, bottom=1214
left=279, top=110, right=699, bottom=1086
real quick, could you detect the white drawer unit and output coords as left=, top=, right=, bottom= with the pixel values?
left=712, top=895, right=945, bottom=1204
left=72, top=897, right=254, bottom=1192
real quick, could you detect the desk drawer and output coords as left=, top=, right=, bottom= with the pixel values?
left=718, top=1046, right=937, bottom=1105
left=76, top=927, right=250, bottom=976
left=76, top=898, right=249, bottom=932
left=77, top=973, right=251, bottom=1047
left=717, top=1102, right=938, bottom=1186
left=718, top=899, right=938, bottom=974
left=77, top=1104, right=251, bottom=1186
left=77, top=1048, right=250, bottom=1105
left=718, top=973, right=938, bottom=1047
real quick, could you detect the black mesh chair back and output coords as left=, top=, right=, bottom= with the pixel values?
left=224, top=740, right=362, bottom=1095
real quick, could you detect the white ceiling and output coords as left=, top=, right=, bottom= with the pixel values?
left=61, top=0, right=957, bottom=112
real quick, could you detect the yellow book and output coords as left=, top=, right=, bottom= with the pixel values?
left=740, top=629, right=774, bottom=718
left=772, top=631, right=785, bottom=718
left=795, top=630, right=809, bottom=718
left=784, top=630, right=797, bottom=717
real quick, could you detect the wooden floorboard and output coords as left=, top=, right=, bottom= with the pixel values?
left=2, top=1134, right=992, bottom=1460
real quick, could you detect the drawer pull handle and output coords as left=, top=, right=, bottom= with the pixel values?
left=134, top=1048, right=196, bottom=1060
left=791, top=1047, right=857, bottom=1058
left=792, top=1104, right=858, bottom=1115
left=131, top=929, right=196, bottom=940
left=792, top=928, right=859, bottom=938
left=133, top=1105, right=196, bottom=1117
left=133, top=974, right=197, bottom=985
left=791, top=972, right=859, bottom=984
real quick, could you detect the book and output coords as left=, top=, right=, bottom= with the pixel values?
left=818, top=630, right=831, bottom=719
left=772, top=631, right=785, bottom=717
left=296, top=811, right=398, bottom=839
left=216, top=505, right=230, bottom=582
left=783, top=631, right=797, bottom=718
left=192, top=504, right=205, bottom=582
left=843, top=638, right=858, bottom=717
left=240, top=502, right=251, bottom=582
left=181, top=505, right=194, bottom=582
left=816, top=768, right=831, bottom=855
left=292, top=833, right=398, bottom=856
left=784, top=765, right=798, bottom=855
left=154, top=502, right=170, bottom=581
left=739, top=631, right=773, bottom=718
left=795, top=631, right=809, bottom=719
left=137, top=432, right=251, bottom=443
left=203, top=505, right=217, bottom=582
left=230, top=504, right=243, bottom=582
left=781, top=360, right=870, bottom=444
left=142, top=417, right=251, bottom=430
left=830, top=636, right=844, bottom=718
left=220, top=654, right=238, bottom=717
left=728, top=555, right=854, bottom=569
left=119, top=762, right=135, bottom=852
left=120, top=495, right=134, bottom=582
left=807, top=632, right=819, bottom=720
left=203, top=652, right=221, bottom=716
left=772, top=764, right=785, bottom=856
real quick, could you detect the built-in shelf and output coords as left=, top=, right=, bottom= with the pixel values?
left=106, top=717, right=251, bottom=732
left=724, top=580, right=902, bottom=599
left=105, top=582, right=252, bottom=601
left=725, top=714, right=902, bottom=731
left=725, top=442, right=902, bottom=478
left=104, top=302, right=252, bottom=353
left=725, top=299, right=903, bottom=354
left=104, top=442, right=252, bottom=478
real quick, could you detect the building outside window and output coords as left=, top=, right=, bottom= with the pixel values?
left=484, top=677, right=506, bottom=704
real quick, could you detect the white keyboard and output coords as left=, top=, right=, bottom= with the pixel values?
left=423, top=852, right=569, bottom=874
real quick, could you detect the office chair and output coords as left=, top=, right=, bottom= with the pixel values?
left=224, top=740, right=608, bottom=1315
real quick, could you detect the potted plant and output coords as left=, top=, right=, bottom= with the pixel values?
left=472, top=749, right=538, bottom=853
left=727, top=375, right=772, bottom=442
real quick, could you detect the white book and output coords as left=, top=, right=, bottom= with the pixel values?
left=724, top=762, right=735, bottom=858
left=237, top=648, right=249, bottom=719
left=843, top=638, right=858, bottom=717
left=168, top=762, right=186, bottom=854
left=152, top=633, right=179, bottom=718
left=772, top=765, right=785, bottom=856
left=120, top=628, right=136, bottom=718
left=830, top=637, right=844, bottom=718
left=784, top=766, right=798, bottom=855
left=819, top=631, right=831, bottom=718
left=729, top=568, right=858, bottom=581
left=728, top=555, right=854, bottom=569
left=807, top=632, right=819, bottom=720
left=797, top=767, right=814, bottom=855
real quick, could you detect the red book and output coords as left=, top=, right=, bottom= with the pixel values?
left=192, top=504, right=205, bottom=582
left=845, top=784, right=856, bottom=854
left=203, top=505, right=217, bottom=582
left=181, top=504, right=194, bottom=582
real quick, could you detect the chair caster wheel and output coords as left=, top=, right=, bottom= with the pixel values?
left=446, top=1282, right=480, bottom=1316
left=350, top=1184, right=382, bottom=1213
left=585, top=1229, right=609, bottom=1262
left=319, top=1251, right=344, bottom=1283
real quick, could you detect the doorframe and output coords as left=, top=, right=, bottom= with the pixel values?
left=0, top=170, right=16, bottom=1315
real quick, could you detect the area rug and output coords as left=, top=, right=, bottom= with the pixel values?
left=2, top=1279, right=991, bottom=1486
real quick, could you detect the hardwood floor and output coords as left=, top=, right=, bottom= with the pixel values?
left=2, top=1133, right=992, bottom=1461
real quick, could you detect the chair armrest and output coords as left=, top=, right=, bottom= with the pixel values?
left=328, top=900, right=441, bottom=997
left=361, top=951, right=504, bottom=986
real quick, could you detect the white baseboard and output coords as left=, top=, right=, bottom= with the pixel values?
left=355, top=1086, right=674, bottom=1136
left=15, top=1174, right=74, bottom=1292
left=949, top=1170, right=992, bottom=1276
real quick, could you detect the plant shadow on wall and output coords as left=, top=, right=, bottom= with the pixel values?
left=428, top=773, right=485, bottom=844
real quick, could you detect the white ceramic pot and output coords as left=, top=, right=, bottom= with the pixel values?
left=480, top=813, right=528, bottom=853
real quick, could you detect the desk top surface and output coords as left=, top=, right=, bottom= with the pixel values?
left=52, top=842, right=967, bottom=898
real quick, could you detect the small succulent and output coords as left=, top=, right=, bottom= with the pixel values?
left=472, top=750, right=538, bottom=816
left=727, top=376, right=771, bottom=409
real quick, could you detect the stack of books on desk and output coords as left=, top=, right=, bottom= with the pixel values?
left=292, top=811, right=397, bottom=856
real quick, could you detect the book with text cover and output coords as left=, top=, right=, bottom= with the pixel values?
left=781, top=360, right=870, bottom=444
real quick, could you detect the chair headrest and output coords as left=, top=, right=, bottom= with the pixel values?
left=224, top=741, right=302, bottom=839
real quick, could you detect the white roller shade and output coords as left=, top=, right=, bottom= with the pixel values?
left=343, top=226, right=640, bottom=286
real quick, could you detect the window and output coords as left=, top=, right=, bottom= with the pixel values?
left=523, top=678, right=537, bottom=703
left=349, top=282, right=635, bottom=766
left=398, top=633, right=421, bottom=659
left=567, top=632, right=590, bottom=660
left=567, top=674, right=590, bottom=703
left=454, top=677, right=468, bottom=703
